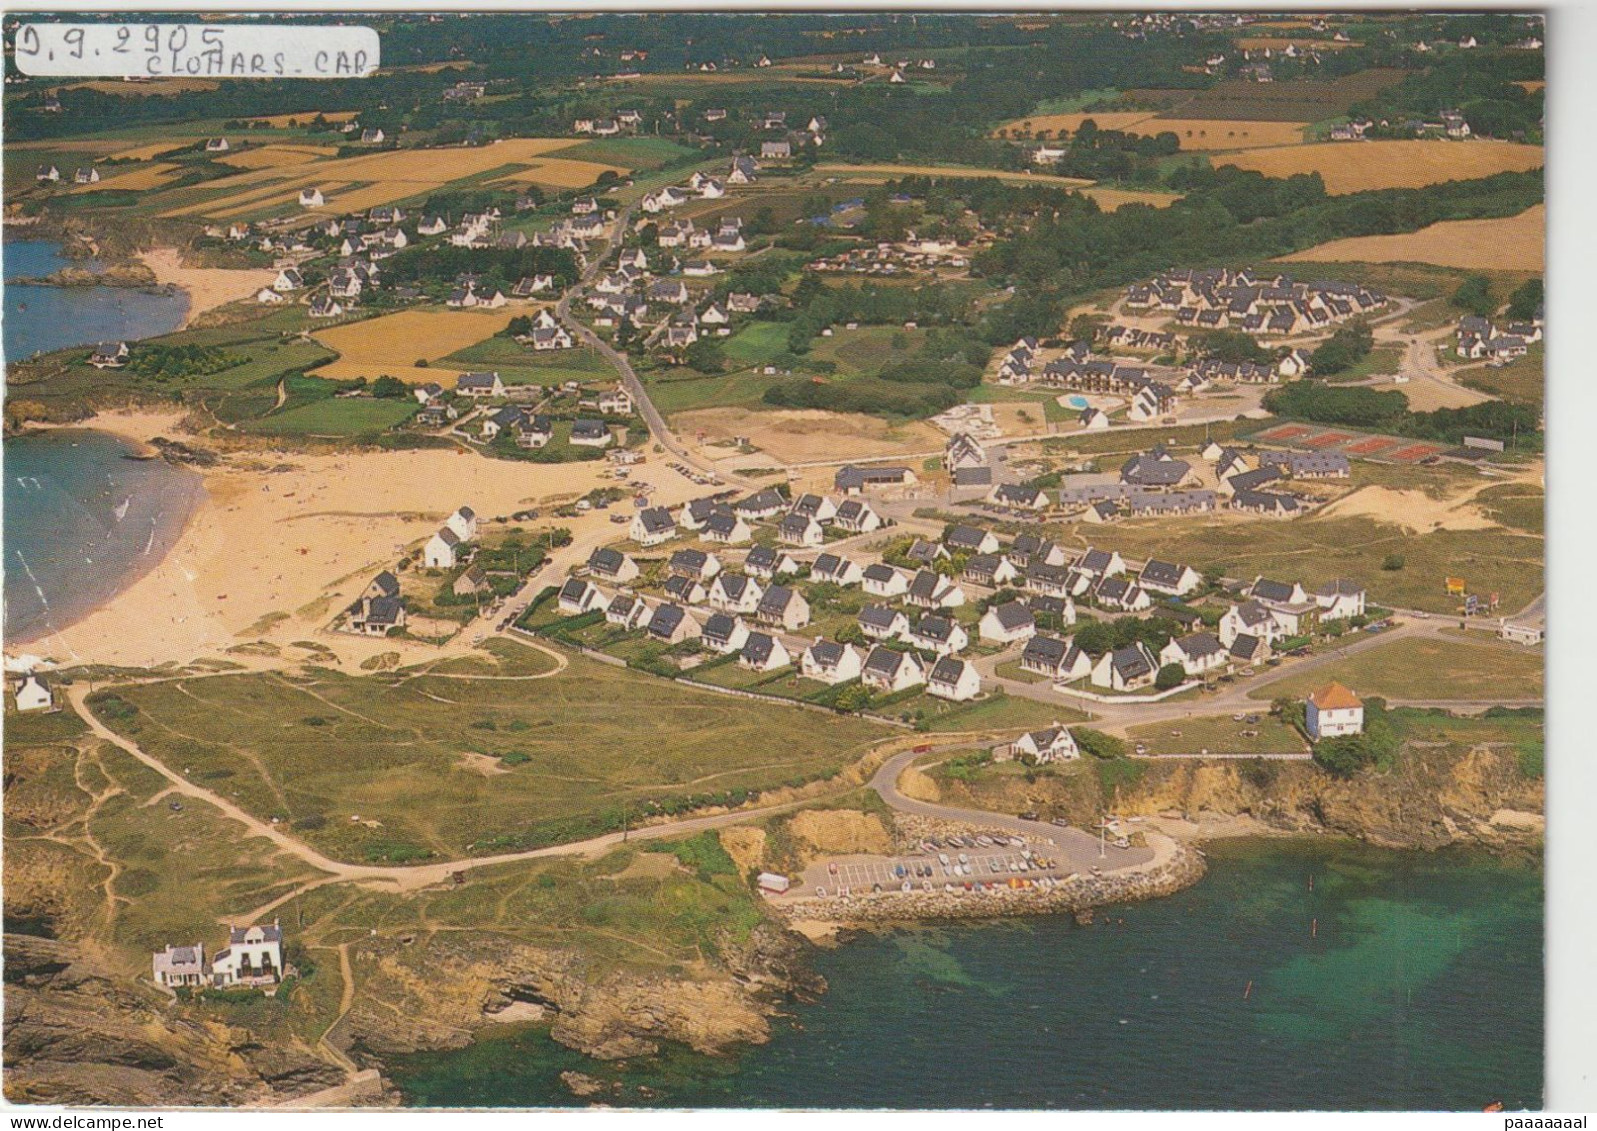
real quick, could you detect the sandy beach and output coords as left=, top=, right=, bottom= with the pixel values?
left=15, top=409, right=703, bottom=671
left=138, top=247, right=278, bottom=328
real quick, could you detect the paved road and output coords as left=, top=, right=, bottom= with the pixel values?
left=868, top=744, right=1152, bottom=871
left=553, top=201, right=760, bottom=494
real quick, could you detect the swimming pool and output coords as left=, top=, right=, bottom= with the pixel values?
left=1066, top=395, right=1090, bottom=409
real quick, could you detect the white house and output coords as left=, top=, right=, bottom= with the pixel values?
left=926, top=656, right=982, bottom=702
left=859, top=605, right=910, bottom=642
left=445, top=505, right=478, bottom=543
left=801, top=640, right=863, bottom=685
left=708, top=573, right=763, bottom=615
left=979, top=601, right=1036, bottom=644
left=860, top=646, right=925, bottom=693
left=1315, top=579, right=1367, bottom=621
left=209, top=923, right=285, bottom=987
left=1090, top=642, right=1158, bottom=691
left=557, top=577, right=605, bottom=614
left=739, top=632, right=791, bottom=672
left=11, top=674, right=53, bottom=713
left=424, top=527, right=462, bottom=569
left=861, top=563, right=911, bottom=599
left=631, top=506, right=677, bottom=547
left=778, top=513, right=826, bottom=548
left=152, top=943, right=207, bottom=988
left=298, top=187, right=325, bottom=208
left=833, top=499, right=882, bottom=533
left=702, top=613, right=751, bottom=655
left=1305, top=682, right=1365, bottom=739
left=1159, top=632, right=1228, bottom=678
left=1005, top=724, right=1078, bottom=763
left=904, top=614, right=968, bottom=656
left=1139, top=559, right=1202, bottom=597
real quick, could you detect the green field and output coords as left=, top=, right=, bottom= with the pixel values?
left=245, top=395, right=419, bottom=437
left=1457, top=344, right=1544, bottom=406
left=1249, top=635, right=1543, bottom=703
left=442, top=336, right=614, bottom=387
left=643, top=365, right=783, bottom=415
left=1475, top=483, right=1544, bottom=536
left=91, top=649, right=888, bottom=863
left=1063, top=511, right=1543, bottom=616
left=560, top=136, right=697, bottom=168
left=721, top=321, right=790, bottom=368
left=920, top=692, right=1089, bottom=733
left=1126, top=713, right=1308, bottom=756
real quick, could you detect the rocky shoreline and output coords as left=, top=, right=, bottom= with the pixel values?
left=771, top=831, right=1206, bottom=927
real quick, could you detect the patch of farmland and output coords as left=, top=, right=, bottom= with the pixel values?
left=310, top=308, right=522, bottom=384
left=1222, top=139, right=1545, bottom=194
left=1079, top=187, right=1181, bottom=211
left=71, top=162, right=180, bottom=193
left=243, top=111, right=359, bottom=128
left=1279, top=204, right=1544, bottom=272
left=151, top=138, right=592, bottom=220
left=489, top=157, right=629, bottom=190
left=107, top=141, right=191, bottom=162
left=1138, top=119, right=1308, bottom=150
left=1128, top=70, right=1406, bottom=123
left=217, top=144, right=340, bottom=169
left=815, top=162, right=1091, bottom=186
left=991, top=111, right=1157, bottom=137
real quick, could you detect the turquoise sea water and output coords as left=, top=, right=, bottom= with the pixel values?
left=386, top=839, right=1543, bottom=1111
left=4, top=429, right=204, bottom=645
left=4, top=239, right=188, bottom=359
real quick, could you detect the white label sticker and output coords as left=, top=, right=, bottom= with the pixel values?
left=11, top=23, right=379, bottom=78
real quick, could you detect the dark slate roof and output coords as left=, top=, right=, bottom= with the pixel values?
left=717, top=574, right=751, bottom=601
left=702, top=512, right=738, bottom=537
left=945, top=524, right=990, bottom=550
left=674, top=547, right=711, bottom=570
left=907, top=570, right=943, bottom=600
left=1140, top=560, right=1188, bottom=589
left=559, top=577, right=592, bottom=602
left=1022, top=634, right=1068, bottom=667
left=834, top=464, right=910, bottom=490
left=910, top=614, right=957, bottom=643
left=1109, top=643, right=1154, bottom=680
left=1250, top=578, right=1297, bottom=603
left=780, top=513, right=816, bottom=536
left=859, top=605, right=901, bottom=630
left=742, top=632, right=778, bottom=664
left=907, top=538, right=947, bottom=563
left=808, top=639, right=847, bottom=666
left=1096, top=576, right=1133, bottom=603
left=759, top=585, right=796, bottom=614
left=964, top=553, right=1004, bottom=578
left=230, top=924, right=283, bottom=945
left=1175, top=631, right=1225, bottom=659
left=736, top=488, right=787, bottom=513
left=1230, top=633, right=1264, bottom=661
left=1227, top=467, right=1282, bottom=493
left=862, top=563, right=899, bottom=584
left=863, top=645, right=910, bottom=678
left=929, top=656, right=970, bottom=686
left=703, top=612, right=739, bottom=642
left=369, top=570, right=400, bottom=598
left=988, top=601, right=1033, bottom=631
left=746, top=545, right=778, bottom=570
left=637, top=507, right=675, bottom=534
left=365, top=596, right=404, bottom=626
left=1079, top=547, right=1115, bottom=574
left=664, top=575, right=701, bottom=601
left=953, top=466, right=993, bottom=486
left=589, top=547, right=626, bottom=573
left=647, top=603, right=687, bottom=638
left=1318, top=578, right=1364, bottom=597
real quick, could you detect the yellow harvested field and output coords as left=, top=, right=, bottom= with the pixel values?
left=244, top=111, right=359, bottom=127
left=110, top=141, right=188, bottom=162
left=1139, top=119, right=1308, bottom=150
left=816, top=162, right=1092, bottom=186
left=212, top=182, right=357, bottom=221
left=72, top=162, right=179, bottom=193
left=1279, top=204, right=1545, bottom=272
left=992, top=111, right=1156, bottom=137
left=490, top=157, right=628, bottom=189
left=310, top=309, right=524, bottom=384
left=67, top=78, right=218, bottom=96
left=1080, top=187, right=1181, bottom=211
left=1223, top=139, right=1545, bottom=194
left=1235, top=36, right=1360, bottom=50
left=678, top=407, right=946, bottom=464
left=217, top=144, right=340, bottom=169
left=157, top=138, right=591, bottom=220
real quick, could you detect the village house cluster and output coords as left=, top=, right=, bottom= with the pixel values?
left=1455, top=311, right=1542, bottom=363
left=1124, top=267, right=1387, bottom=334
left=152, top=922, right=287, bottom=992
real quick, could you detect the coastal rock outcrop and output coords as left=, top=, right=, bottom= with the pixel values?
left=3, top=934, right=343, bottom=1107
left=339, top=924, right=808, bottom=1063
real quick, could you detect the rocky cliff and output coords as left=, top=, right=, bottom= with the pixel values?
left=3, top=934, right=343, bottom=1107
left=938, top=745, right=1543, bottom=851
left=338, top=923, right=818, bottom=1064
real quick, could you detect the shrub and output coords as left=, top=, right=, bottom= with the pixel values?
left=1075, top=728, right=1126, bottom=760
left=1154, top=663, right=1186, bottom=691
left=1382, top=554, right=1405, bottom=571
